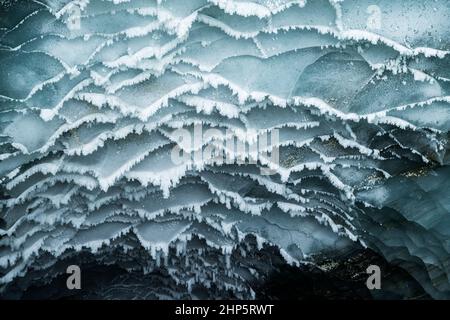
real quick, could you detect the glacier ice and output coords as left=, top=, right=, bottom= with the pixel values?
left=1, top=0, right=450, bottom=299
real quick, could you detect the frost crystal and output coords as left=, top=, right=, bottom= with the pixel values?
left=1, top=0, right=450, bottom=299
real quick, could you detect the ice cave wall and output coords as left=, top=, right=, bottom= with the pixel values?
left=1, top=0, right=450, bottom=299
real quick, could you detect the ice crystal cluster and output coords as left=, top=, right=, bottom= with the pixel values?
left=1, top=0, right=450, bottom=299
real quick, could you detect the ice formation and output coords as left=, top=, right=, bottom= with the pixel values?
left=1, top=0, right=450, bottom=299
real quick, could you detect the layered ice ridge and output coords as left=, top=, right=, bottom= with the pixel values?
left=1, top=0, right=450, bottom=299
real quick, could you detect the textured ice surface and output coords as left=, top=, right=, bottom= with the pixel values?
left=1, top=0, right=450, bottom=299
